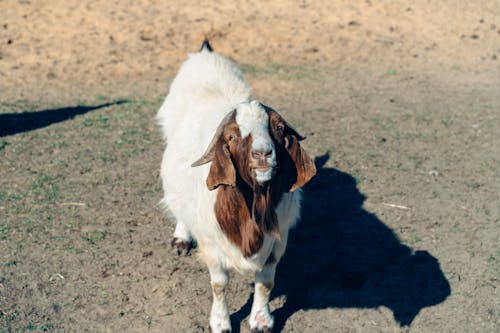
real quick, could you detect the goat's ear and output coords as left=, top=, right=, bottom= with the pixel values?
left=206, top=142, right=236, bottom=190
left=284, top=133, right=316, bottom=192
left=192, top=110, right=236, bottom=167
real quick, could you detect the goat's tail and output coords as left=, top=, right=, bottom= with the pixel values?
left=200, top=38, right=213, bottom=52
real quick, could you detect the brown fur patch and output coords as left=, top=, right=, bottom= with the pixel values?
left=257, top=282, right=274, bottom=297
left=252, top=184, right=279, bottom=235
left=211, top=283, right=226, bottom=299
left=215, top=183, right=264, bottom=257
left=206, top=139, right=236, bottom=190
left=284, top=134, right=316, bottom=192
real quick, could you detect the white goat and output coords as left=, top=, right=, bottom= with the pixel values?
left=157, top=40, right=316, bottom=333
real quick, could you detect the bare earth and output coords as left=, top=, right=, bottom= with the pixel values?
left=0, top=1, right=499, bottom=332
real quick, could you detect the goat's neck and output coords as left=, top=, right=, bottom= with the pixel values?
left=214, top=176, right=282, bottom=257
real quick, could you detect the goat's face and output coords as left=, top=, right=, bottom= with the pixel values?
left=233, top=101, right=277, bottom=186
left=192, top=100, right=316, bottom=192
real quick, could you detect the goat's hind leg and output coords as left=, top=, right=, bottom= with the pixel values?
left=171, top=221, right=195, bottom=256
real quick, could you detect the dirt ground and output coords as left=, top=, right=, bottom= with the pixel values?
left=0, top=0, right=499, bottom=332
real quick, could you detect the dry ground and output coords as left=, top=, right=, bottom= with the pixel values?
left=0, top=1, right=499, bottom=332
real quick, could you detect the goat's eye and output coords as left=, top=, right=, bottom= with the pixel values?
left=227, top=134, right=235, bottom=142
left=276, top=124, right=284, bottom=133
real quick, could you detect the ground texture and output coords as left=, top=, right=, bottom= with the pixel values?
left=0, top=1, right=499, bottom=332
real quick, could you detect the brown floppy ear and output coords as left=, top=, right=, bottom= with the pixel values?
left=285, top=133, right=316, bottom=192
left=191, top=110, right=237, bottom=190
left=206, top=142, right=236, bottom=190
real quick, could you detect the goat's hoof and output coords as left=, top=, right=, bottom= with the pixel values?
left=171, top=237, right=195, bottom=256
left=251, top=327, right=271, bottom=333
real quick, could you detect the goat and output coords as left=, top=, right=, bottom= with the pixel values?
left=157, top=40, right=316, bottom=333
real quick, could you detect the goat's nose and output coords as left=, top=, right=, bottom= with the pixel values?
left=251, top=149, right=273, bottom=160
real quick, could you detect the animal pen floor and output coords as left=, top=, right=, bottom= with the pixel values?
left=0, top=1, right=499, bottom=332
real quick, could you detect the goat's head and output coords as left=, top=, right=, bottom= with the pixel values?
left=192, top=100, right=316, bottom=193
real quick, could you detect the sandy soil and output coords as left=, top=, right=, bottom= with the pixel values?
left=0, top=1, right=499, bottom=332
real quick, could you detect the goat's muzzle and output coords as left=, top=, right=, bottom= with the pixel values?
left=250, top=149, right=277, bottom=184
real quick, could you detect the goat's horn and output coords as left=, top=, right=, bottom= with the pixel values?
left=191, top=110, right=235, bottom=167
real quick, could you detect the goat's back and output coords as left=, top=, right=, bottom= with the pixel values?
left=157, top=49, right=252, bottom=144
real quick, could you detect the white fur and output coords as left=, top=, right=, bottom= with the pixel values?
left=157, top=46, right=303, bottom=332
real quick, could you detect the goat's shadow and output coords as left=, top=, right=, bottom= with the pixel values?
left=232, top=153, right=450, bottom=332
left=0, top=101, right=126, bottom=137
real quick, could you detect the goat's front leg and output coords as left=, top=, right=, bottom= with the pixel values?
left=208, top=263, right=231, bottom=333
left=249, top=259, right=277, bottom=333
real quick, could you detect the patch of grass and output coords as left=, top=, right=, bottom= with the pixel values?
left=50, top=140, right=69, bottom=149
left=31, top=174, right=59, bottom=203
left=466, top=181, right=481, bottom=190
left=32, top=175, right=55, bottom=190
left=0, top=220, right=10, bottom=240
left=4, top=260, right=17, bottom=267
left=384, top=68, right=398, bottom=76
left=99, top=291, right=110, bottom=305
left=487, top=254, right=496, bottom=263
left=145, top=316, right=154, bottom=328
left=95, top=95, right=108, bottom=102
left=408, top=234, right=422, bottom=245
left=23, top=220, right=33, bottom=233
left=76, top=114, right=110, bottom=128
left=82, top=230, right=108, bottom=245
left=416, top=115, right=432, bottom=125
left=240, top=62, right=317, bottom=80
left=408, top=155, right=423, bottom=168
left=38, top=323, right=55, bottom=332
left=450, top=223, right=463, bottom=233
left=0, top=139, right=10, bottom=151
left=483, top=251, right=500, bottom=280
left=353, top=174, right=366, bottom=185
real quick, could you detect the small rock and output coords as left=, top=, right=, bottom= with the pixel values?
left=139, top=28, right=156, bottom=41
left=348, top=20, right=361, bottom=27
left=304, top=47, right=319, bottom=53
left=470, top=34, right=479, bottom=39
left=429, top=169, right=439, bottom=177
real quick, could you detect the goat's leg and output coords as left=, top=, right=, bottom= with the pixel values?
left=208, top=264, right=231, bottom=333
left=249, top=234, right=289, bottom=333
left=171, top=221, right=195, bottom=256
left=249, top=259, right=276, bottom=333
